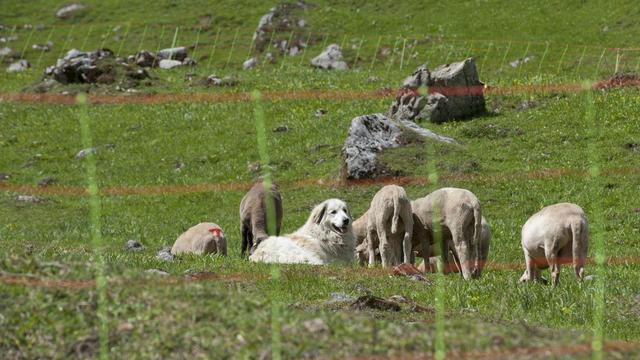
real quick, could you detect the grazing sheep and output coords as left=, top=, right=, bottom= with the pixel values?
left=249, top=199, right=355, bottom=265
left=365, top=185, right=415, bottom=267
left=411, top=187, right=482, bottom=280
left=171, top=222, right=227, bottom=256
left=416, top=216, right=491, bottom=275
left=519, top=203, right=588, bottom=286
left=239, top=180, right=283, bottom=256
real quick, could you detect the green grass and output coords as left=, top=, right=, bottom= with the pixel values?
left=2, top=0, right=640, bottom=358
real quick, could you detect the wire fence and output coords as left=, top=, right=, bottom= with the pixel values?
left=1, top=21, right=639, bottom=360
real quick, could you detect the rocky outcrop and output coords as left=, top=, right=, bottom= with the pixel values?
left=389, top=58, right=486, bottom=123
left=311, top=44, right=348, bottom=70
left=342, top=114, right=456, bottom=179
left=252, top=2, right=309, bottom=55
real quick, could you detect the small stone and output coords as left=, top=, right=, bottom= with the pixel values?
left=0, top=173, right=10, bottom=181
left=0, top=47, right=12, bottom=57
left=38, top=176, right=57, bottom=187
left=16, top=195, right=43, bottom=203
left=182, top=57, right=197, bottom=66
left=310, top=44, right=348, bottom=70
left=243, top=57, right=258, bottom=70
left=75, top=147, right=97, bottom=159
left=326, top=292, right=356, bottom=304
left=584, top=275, right=596, bottom=282
left=174, top=161, right=185, bottom=172
left=158, top=59, right=183, bottom=69
left=117, top=322, right=134, bottom=333
left=157, top=47, right=188, bottom=62
left=6, top=60, right=30, bottom=73
left=133, top=50, right=157, bottom=67
left=302, top=318, right=329, bottom=334
left=32, top=41, right=53, bottom=52
left=314, top=109, right=326, bottom=117
left=125, top=239, right=144, bottom=251
left=156, top=247, right=175, bottom=262
left=56, top=3, right=87, bottom=19
left=145, top=268, right=169, bottom=276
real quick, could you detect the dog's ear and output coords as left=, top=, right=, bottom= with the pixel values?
left=311, top=202, right=327, bottom=225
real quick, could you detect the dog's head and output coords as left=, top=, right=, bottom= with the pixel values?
left=310, top=198, right=352, bottom=236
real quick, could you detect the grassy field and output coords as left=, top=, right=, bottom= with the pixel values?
left=2, top=1, right=640, bottom=359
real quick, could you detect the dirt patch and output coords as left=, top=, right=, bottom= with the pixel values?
left=593, top=73, right=640, bottom=90
left=350, top=295, right=402, bottom=311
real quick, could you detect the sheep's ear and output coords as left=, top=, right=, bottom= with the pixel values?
left=311, top=202, right=327, bottom=225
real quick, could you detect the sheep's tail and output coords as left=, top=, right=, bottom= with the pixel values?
left=391, top=196, right=401, bottom=234
left=473, top=205, right=482, bottom=260
left=572, top=218, right=587, bottom=280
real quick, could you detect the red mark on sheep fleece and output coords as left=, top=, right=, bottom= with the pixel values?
left=208, top=228, right=222, bottom=237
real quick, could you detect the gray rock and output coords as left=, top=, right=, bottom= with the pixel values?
left=0, top=47, right=12, bottom=57
left=125, top=239, right=144, bottom=251
left=182, top=57, right=197, bottom=66
left=252, top=2, right=308, bottom=54
left=6, top=60, right=30, bottom=73
left=156, top=247, right=175, bottom=262
left=38, top=176, right=57, bottom=187
left=314, top=109, right=326, bottom=117
left=16, top=195, right=43, bottom=203
left=510, top=56, right=534, bottom=68
left=302, top=318, right=329, bottom=334
left=327, top=292, right=357, bottom=304
left=133, top=50, right=157, bottom=67
left=311, top=44, right=348, bottom=70
left=342, top=113, right=456, bottom=179
left=0, top=35, right=18, bottom=44
left=56, top=3, right=87, bottom=19
left=75, top=147, right=97, bottom=159
left=157, top=47, right=187, bottom=62
left=243, top=57, right=258, bottom=70
left=158, top=59, right=183, bottom=69
left=145, top=268, right=169, bottom=276
left=389, top=58, right=486, bottom=123
left=0, top=173, right=10, bottom=181
left=32, top=41, right=53, bottom=52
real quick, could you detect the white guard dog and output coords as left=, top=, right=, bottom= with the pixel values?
left=249, top=199, right=356, bottom=265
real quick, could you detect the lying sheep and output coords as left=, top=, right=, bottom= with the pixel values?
left=239, top=180, right=283, bottom=256
left=171, top=222, right=227, bottom=256
left=411, top=187, right=482, bottom=280
left=365, top=185, right=415, bottom=267
left=519, top=202, right=588, bottom=286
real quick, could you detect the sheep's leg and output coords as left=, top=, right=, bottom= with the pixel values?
left=378, top=228, right=393, bottom=267
left=367, top=227, right=377, bottom=267
left=241, top=223, right=251, bottom=257
left=520, top=251, right=536, bottom=283
left=545, top=245, right=561, bottom=287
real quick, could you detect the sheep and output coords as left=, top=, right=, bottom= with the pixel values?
left=364, top=185, right=415, bottom=267
left=239, top=180, right=283, bottom=256
left=411, top=187, right=482, bottom=280
left=171, top=222, right=227, bottom=256
left=519, top=202, right=588, bottom=286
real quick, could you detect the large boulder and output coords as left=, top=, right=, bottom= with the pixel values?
left=389, top=58, right=486, bottom=123
left=311, top=44, right=348, bottom=70
left=252, top=2, right=309, bottom=55
left=342, top=114, right=456, bottom=179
